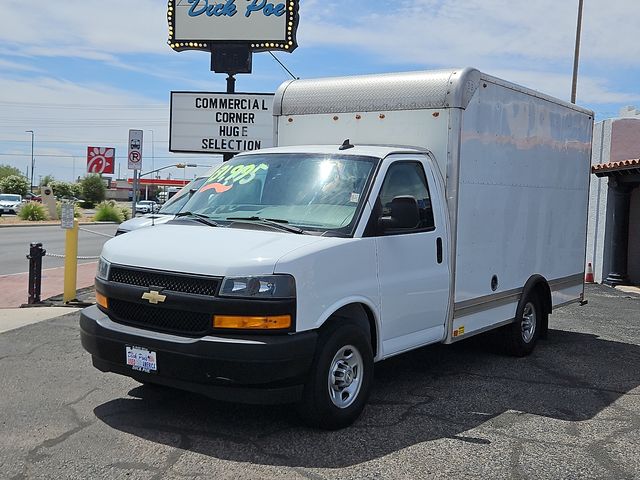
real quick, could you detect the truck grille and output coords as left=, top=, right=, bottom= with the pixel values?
left=109, top=299, right=211, bottom=336
left=109, top=267, right=220, bottom=296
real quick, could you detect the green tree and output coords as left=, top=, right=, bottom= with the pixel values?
left=0, top=175, right=29, bottom=196
left=40, top=174, right=55, bottom=187
left=80, top=174, right=106, bottom=206
left=71, top=182, right=83, bottom=198
left=0, top=164, right=22, bottom=180
left=50, top=180, right=77, bottom=199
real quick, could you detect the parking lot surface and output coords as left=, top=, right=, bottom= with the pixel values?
left=1, top=284, right=638, bottom=479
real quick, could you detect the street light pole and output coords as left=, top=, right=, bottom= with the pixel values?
left=149, top=129, right=155, bottom=175
left=571, top=0, right=584, bottom=104
left=26, top=130, right=34, bottom=193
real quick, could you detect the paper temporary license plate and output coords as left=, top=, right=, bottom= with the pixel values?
left=126, top=346, right=157, bottom=373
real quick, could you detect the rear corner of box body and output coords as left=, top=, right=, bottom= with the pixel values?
left=450, top=78, right=593, bottom=340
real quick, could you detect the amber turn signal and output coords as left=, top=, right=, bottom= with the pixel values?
left=213, top=315, right=291, bottom=330
left=96, top=292, right=109, bottom=309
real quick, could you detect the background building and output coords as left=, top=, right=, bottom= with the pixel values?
left=587, top=107, right=640, bottom=285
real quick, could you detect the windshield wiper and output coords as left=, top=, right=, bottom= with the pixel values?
left=174, top=212, right=220, bottom=227
left=226, top=216, right=306, bottom=235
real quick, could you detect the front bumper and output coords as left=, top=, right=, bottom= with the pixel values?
left=80, top=305, right=317, bottom=404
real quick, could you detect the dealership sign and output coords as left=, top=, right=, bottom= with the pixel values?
left=170, top=92, right=274, bottom=154
left=86, top=147, right=115, bottom=175
left=167, top=0, right=299, bottom=53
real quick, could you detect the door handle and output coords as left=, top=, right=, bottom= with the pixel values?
left=436, top=237, right=443, bottom=264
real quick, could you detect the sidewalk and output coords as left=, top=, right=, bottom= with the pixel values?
left=0, top=262, right=98, bottom=308
left=0, top=307, right=79, bottom=334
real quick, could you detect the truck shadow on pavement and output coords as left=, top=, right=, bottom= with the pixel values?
left=93, top=328, right=640, bottom=468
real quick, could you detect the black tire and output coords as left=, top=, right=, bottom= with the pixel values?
left=297, top=322, right=374, bottom=430
left=505, top=292, right=541, bottom=357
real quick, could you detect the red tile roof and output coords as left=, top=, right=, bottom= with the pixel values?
left=592, top=158, right=640, bottom=175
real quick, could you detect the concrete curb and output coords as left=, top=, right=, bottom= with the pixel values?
left=0, top=222, right=119, bottom=228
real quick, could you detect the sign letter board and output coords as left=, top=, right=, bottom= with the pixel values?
left=170, top=92, right=274, bottom=155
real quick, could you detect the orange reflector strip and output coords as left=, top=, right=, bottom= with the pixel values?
left=96, top=292, right=109, bottom=309
left=213, top=315, right=291, bottom=330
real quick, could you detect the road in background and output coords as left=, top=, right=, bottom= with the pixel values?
left=0, top=224, right=118, bottom=275
left=0, top=285, right=638, bottom=479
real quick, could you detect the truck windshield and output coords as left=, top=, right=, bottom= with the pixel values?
left=181, top=153, right=378, bottom=235
left=159, top=177, right=207, bottom=215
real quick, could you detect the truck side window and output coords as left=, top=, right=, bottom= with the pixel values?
left=375, top=161, right=435, bottom=234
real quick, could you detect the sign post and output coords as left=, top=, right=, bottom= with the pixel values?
left=128, top=130, right=143, bottom=215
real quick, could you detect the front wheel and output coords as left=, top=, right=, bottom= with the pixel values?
left=297, top=323, right=373, bottom=430
left=505, top=293, right=541, bottom=357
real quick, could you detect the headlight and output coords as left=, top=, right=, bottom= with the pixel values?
left=97, top=257, right=111, bottom=280
left=220, top=275, right=295, bottom=299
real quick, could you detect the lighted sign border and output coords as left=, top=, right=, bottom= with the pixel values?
left=167, top=0, right=299, bottom=53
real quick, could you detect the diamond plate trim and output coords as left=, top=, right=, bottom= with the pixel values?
left=274, top=68, right=481, bottom=116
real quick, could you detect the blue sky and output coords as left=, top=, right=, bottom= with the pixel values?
left=0, top=0, right=639, bottom=182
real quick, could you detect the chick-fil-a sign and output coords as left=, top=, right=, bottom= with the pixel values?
left=168, top=0, right=299, bottom=53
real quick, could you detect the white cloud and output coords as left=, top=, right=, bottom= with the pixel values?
left=491, top=69, right=640, bottom=105
left=300, top=0, right=640, bottom=67
left=0, top=0, right=168, bottom=58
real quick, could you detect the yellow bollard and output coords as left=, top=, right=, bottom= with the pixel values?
left=63, top=219, right=79, bottom=303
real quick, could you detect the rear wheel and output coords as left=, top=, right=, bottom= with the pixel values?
left=297, top=323, right=373, bottom=430
left=505, top=293, right=541, bottom=357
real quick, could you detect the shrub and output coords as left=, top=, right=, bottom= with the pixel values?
left=18, top=202, right=48, bottom=221
left=94, top=202, right=124, bottom=222
left=0, top=175, right=29, bottom=196
left=120, top=206, right=131, bottom=221
left=81, top=175, right=106, bottom=205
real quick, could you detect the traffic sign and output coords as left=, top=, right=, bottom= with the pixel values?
left=128, top=130, right=143, bottom=170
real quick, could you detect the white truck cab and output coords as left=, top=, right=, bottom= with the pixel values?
left=80, top=68, right=593, bottom=429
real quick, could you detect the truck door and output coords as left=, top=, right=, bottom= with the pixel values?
left=366, top=155, right=450, bottom=356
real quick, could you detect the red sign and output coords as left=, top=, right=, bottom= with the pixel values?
left=87, top=147, right=115, bottom=174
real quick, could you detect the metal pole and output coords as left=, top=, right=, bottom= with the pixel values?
left=63, top=220, right=79, bottom=303
left=27, top=242, right=46, bottom=305
left=150, top=129, right=155, bottom=175
left=223, top=75, right=236, bottom=163
left=131, top=169, right=138, bottom=216
left=26, top=130, right=34, bottom=193
left=571, top=0, right=584, bottom=104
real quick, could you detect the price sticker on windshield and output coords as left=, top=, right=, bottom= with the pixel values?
left=201, top=163, right=268, bottom=193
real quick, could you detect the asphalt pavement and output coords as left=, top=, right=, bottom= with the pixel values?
left=0, top=284, right=639, bottom=479
left=0, top=224, right=118, bottom=275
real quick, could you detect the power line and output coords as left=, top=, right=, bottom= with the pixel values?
left=0, top=152, right=213, bottom=159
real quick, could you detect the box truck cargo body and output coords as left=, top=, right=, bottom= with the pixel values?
left=80, top=68, right=593, bottom=429
left=272, top=68, right=593, bottom=344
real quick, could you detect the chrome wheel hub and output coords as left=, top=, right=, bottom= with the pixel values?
left=521, top=302, right=537, bottom=343
left=328, top=345, right=363, bottom=409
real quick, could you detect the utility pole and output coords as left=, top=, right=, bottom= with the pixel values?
left=571, top=0, right=585, bottom=104
left=26, top=130, right=34, bottom=193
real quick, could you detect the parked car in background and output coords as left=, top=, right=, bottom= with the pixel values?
left=116, top=175, right=211, bottom=235
left=134, top=200, right=159, bottom=214
left=0, top=194, right=23, bottom=214
left=23, top=193, right=42, bottom=202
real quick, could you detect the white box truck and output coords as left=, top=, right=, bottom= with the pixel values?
left=80, top=68, right=593, bottom=429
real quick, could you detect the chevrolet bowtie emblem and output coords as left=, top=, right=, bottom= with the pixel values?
left=142, top=290, right=167, bottom=305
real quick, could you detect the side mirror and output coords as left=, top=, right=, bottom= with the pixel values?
left=378, top=196, right=420, bottom=232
